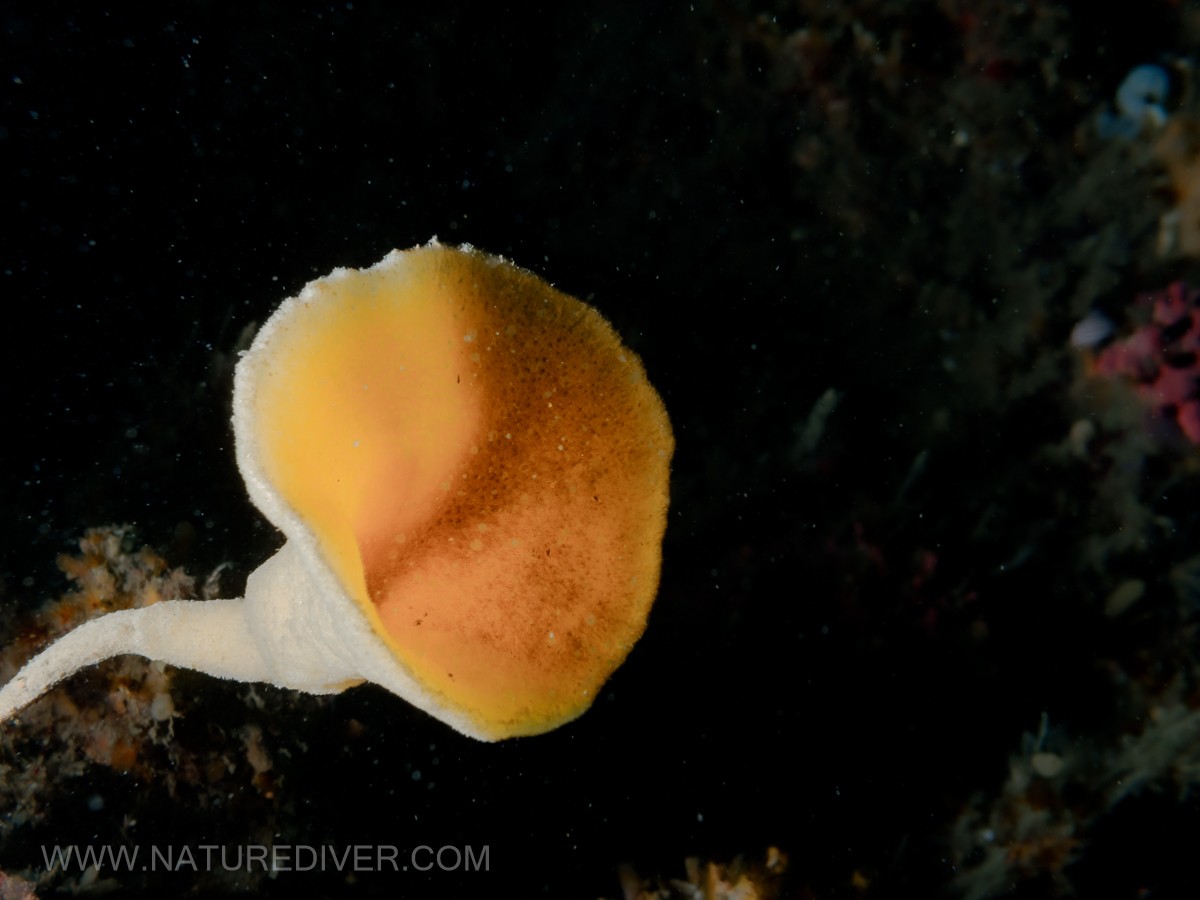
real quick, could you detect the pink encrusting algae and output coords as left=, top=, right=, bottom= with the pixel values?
left=1091, top=281, right=1200, bottom=443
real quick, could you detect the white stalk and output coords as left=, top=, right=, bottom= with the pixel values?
left=0, top=599, right=263, bottom=723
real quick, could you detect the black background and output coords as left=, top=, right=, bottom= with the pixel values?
left=2, top=2, right=1196, bottom=898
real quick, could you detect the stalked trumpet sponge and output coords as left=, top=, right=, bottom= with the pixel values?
left=0, top=241, right=673, bottom=741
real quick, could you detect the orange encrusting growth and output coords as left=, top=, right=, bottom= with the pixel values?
left=249, top=244, right=672, bottom=739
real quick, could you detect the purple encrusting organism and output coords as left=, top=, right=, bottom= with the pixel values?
left=1091, top=281, right=1200, bottom=443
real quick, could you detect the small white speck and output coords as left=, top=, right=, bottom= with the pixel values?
left=1069, top=311, right=1114, bottom=349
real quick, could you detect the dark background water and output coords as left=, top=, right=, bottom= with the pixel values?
left=3, top=2, right=1200, bottom=897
